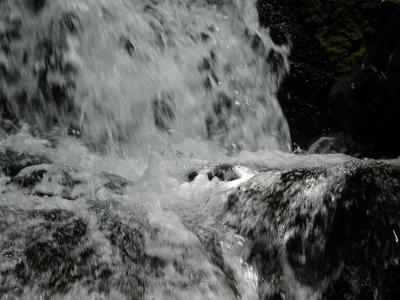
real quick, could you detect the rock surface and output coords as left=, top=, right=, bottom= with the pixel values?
left=256, top=0, right=338, bottom=149
left=257, top=0, right=400, bottom=158
left=0, top=148, right=238, bottom=299
left=2, top=146, right=400, bottom=299
left=329, top=1, right=400, bottom=158
left=221, top=159, right=400, bottom=299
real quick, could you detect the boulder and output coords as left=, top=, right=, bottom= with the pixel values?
left=220, top=159, right=400, bottom=299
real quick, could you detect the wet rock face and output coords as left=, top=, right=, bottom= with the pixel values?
left=307, top=132, right=373, bottom=157
left=0, top=148, right=241, bottom=299
left=221, top=160, right=400, bottom=299
left=328, top=1, right=400, bottom=158
left=2, top=146, right=400, bottom=299
left=0, top=203, right=156, bottom=299
left=0, top=149, right=51, bottom=177
left=256, top=0, right=338, bottom=150
left=187, top=164, right=241, bottom=182
left=257, top=0, right=400, bottom=158
left=0, top=149, right=133, bottom=200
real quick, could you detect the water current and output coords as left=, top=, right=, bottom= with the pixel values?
left=0, top=1, right=344, bottom=299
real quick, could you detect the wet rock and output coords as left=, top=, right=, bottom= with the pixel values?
left=0, top=149, right=51, bottom=177
left=187, top=164, right=244, bottom=183
left=0, top=200, right=161, bottom=299
left=187, top=170, right=199, bottom=182
left=67, top=125, right=81, bottom=138
left=308, top=132, right=373, bottom=157
left=0, top=208, right=107, bottom=298
left=207, top=164, right=239, bottom=182
left=10, top=166, right=48, bottom=188
left=257, top=0, right=337, bottom=149
left=221, top=159, right=400, bottom=299
left=200, top=232, right=240, bottom=297
left=102, top=172, right=132, bottom=195
left=88, top=201, right=156, bottom=299
left=0, top=148, right=135, bottom=199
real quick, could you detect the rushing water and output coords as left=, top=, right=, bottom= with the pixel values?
left=1, top=0, right=291, bottom=153
left=0, top=0, right=345, bottom=299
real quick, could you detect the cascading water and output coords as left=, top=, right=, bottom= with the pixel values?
left=0, top=1, right=294, bottom=298
left=1, top=0, right=291, bottom=155
left=2, top=1, right=399, bottom=300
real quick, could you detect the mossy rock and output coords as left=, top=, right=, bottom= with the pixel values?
left=302, top=0, right=382, bottom=75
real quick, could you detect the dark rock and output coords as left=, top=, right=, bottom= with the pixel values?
left=257, top=0, right=338, bottom=149
left=0, top=201, right=159, bottom=299
left=208, top=164, right=239, bottom=182
left=187, top=164, right=240, bottom=182
left=257, top=0, right=399, bottom=157
left=0, top=208, right=106, bottom=298
left=329, top=2, right=400, bottom=158
left=308, top=132, right=373, bottom=157
left=102, top=172, right=132, bottom=195
left=187, top=170, right=199, bottom=182
left=221, top=159, right=400, bottom=299
left=0, top=149, right=51, bottom=177
left=10, top=168, right=48, bottom=188
left=67, top=125, right=82, bottom=138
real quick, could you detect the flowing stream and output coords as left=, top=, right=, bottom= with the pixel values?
left=0, top=1, right=359, bottom=299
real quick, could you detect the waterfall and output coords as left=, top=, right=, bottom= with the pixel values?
left=4, top=1, right=393, bottom=300
left=1, top=0, right=291, bottom=156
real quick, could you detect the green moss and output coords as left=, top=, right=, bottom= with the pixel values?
left=302, top=0, right=382, bottom=75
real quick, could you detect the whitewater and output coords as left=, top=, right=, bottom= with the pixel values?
left=0, top=1, right=384, bottom=299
